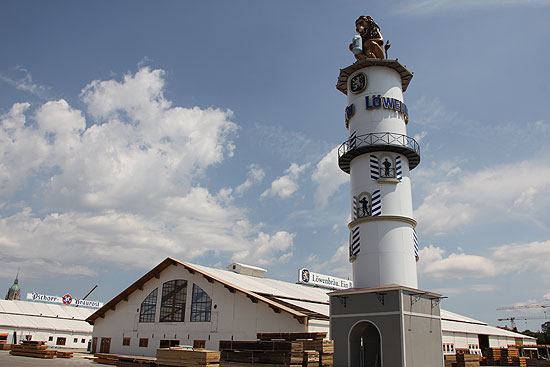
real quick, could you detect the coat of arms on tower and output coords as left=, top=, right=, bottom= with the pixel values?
left=350, top=73, right=366, bottom=93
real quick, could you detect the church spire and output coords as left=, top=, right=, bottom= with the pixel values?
left=5, top=269, right=21, bottom=300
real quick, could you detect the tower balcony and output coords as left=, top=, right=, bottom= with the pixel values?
left=338, top=132, right=420, bottom=173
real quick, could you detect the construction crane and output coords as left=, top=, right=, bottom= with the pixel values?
left=497, top=303, right=550, bottom=310
left=497, top=316, right=549, bottom=330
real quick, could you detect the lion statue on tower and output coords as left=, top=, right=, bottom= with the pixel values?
left=349, top=16, right=391, bottom=60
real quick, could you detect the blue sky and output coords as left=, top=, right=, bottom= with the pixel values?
left=2, top=1, right=550, bottom=331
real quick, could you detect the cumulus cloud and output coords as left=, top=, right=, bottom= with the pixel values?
left=418, top=245, right=500, bottom=279
left=234, top=164, right=265, bottom=196
left=261, top=162, right=309, bottom=199
left=0, top=67, right=296, bottom=278
left=232, top=231, right=295, bottom=266
left=306, top=244, right=352, bottom=280
left=415, top=158, right=550, bottom=235
left=418, top=241, right=550, bottom=281
left=397, top=0, right=549, bottom=15
left=311, top=146, right=348, bottom=208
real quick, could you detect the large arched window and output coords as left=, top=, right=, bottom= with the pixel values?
left=190, top=284, right=212, bottom=322
left=139, top=288, right=158, bottom=323
left=160, top=280, right=187, bottom=322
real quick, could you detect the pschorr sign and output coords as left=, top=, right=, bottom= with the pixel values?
left=26, top=292, right=103, bottom=308
left=298, top=268, right=353, bottom=290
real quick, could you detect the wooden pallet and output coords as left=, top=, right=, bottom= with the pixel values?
left=220, top=341, right=303, bottom=353
left=157, top=348, right=220, bottom=367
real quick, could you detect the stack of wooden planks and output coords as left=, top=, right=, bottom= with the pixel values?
left=10, top=341, right=56, bottom=359
left=219, top=332, right=333, bottom=367
left=484, top=348, right=503, bottom=366
left=94, top=353, right=156, bottom=366
left=56, top=350, right=74, bottom=358
left=456, top=353, right=479, bottom=367
left=156, top=347, right=220, bottom=367
left=444, top=354, right=457, bottom=367
left=94, top=353, right=119, bottom=365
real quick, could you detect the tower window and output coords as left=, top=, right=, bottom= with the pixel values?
left=139, top=288, right=158, bottom=323
left=356, top=193, right=371, bottom=218
left=160, top=280, right=187, bottom=322
left=379, top=156, right=396, bottom=178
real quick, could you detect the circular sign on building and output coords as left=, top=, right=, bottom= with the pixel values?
left=62, top=294, right=73, bottom=305
left=350, top=72, right=367, bottom=94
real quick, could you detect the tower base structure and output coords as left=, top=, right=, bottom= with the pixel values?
left=329, top=285, right=444, bottom=367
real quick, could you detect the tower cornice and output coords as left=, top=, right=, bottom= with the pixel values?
left=348, top=215, right=417, bottom=230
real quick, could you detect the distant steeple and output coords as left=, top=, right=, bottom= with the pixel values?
left=5, top=269, right=21, bottom=300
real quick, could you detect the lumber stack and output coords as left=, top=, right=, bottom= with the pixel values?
left=484, top=348, right=504, bottom=366
left=509, top=356, right=529, bottom=367
left=10, top=341, right=56, bottom=359
left=157, top=347, right=220, bottom=367
left=94, top=353, right=156, bottom=366
left=445, top=354, right=457, bottom=367
left=94, top=353, right=119, bottom=365
left=456, top=353, right=480, bottom=367
left=56, top=350, right=74, bottom=358
left=219, top=332, right=333, bottom=367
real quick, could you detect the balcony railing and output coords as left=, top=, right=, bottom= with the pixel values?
left=338, top=132, right=420, bottom=173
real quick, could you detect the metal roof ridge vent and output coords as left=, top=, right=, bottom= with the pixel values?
left=226, top=262, right=267, bottom=278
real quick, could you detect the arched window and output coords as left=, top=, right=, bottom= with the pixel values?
left=139, top=288, right=158, bottom=323
left=379, top=155, right=396, bottom=178
left=160, top=280, right=187, bottom=322
left=356, top=192, right=371, bottom=218
left=191, top=284, right=212, bottom=322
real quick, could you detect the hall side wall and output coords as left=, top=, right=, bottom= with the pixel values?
left=92, top=264, right=306, bottom=357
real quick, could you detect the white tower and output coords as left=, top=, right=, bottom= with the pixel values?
left=337, top=60, right=419, bottom=289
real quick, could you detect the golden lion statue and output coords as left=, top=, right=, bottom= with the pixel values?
left=349, top=16, right=390, bottom=60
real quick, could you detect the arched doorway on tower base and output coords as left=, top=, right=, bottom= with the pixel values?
left=349, top=320, right=382, bottom=367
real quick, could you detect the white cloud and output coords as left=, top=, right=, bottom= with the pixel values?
left=0, top=66, right=50, bottom=98
left=232, top=231, right=295, bottom=266
left=418, top=241, right=550, bottom=281
left=261, top=162, right=309, bottom=199
left=0, top=67, right=296, bottom=277
left=398, top=0, right=550, bottom=15
left=415, top=158, right=550, bottom=235
left=432, top=284, right=500, bottom=295
left=311, top=146, right=348, bottom=208
left=306, top=244, right=352, bottom=280
left=418, top=245, right=500, bottom=279
left=235, top=164, right=265, bottom=196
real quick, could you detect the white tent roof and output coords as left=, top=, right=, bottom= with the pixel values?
left=0, top=300, right=93, bottom=334
left=193, top=263, right=534, bottom=341
left=192, top=264, right=329, bottom=304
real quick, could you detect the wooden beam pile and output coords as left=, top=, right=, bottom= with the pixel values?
left=94, top=353, right=157, bottom=366
left=9, top=341, right=56, bottom=359
left=56, top=351, right=74, bottom=358
left=94, top=353, right=119, bottom=365
left=156, top=347, right=220, bottom=367
left=456, top=353, right=479, bottom=367
left=219, top=332, right=334, bottom=367
left=484, top=348, right=503, bottom=366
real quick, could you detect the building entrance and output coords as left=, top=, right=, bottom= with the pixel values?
left=349, top=321, right=381, bottom=367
